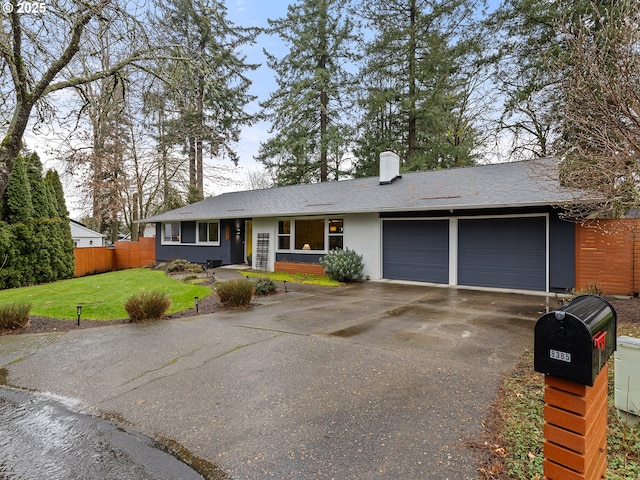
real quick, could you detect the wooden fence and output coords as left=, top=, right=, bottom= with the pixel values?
left=575, top=219, right=640, bottom=296
left=74, top=237, right=156, bottom=277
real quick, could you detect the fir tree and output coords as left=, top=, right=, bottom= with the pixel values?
left=45, top=169, right=75, bottom=280
left=354, top=0, right=483, bottom=175
left=257, top=0, right=358, bottom=185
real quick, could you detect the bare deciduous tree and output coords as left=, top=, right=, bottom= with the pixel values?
left=556, top=0, right=640, bottom=219
left=0, top=1, right=153, bottom=199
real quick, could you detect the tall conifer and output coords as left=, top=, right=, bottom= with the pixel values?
left=257, top=0, right=357, bottom=185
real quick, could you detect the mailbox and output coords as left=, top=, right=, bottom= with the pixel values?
left=534, top=295, right=617, bottom=386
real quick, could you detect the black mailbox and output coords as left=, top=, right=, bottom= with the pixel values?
left=534, top=295, right=616, bottom=386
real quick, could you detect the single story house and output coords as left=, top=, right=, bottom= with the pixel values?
left=140, top=153, right=583, bottom=294
left=70, top=219, right=105, bottom=248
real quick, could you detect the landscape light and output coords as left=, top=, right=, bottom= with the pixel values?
left=76, top=305, right=83, bottom=326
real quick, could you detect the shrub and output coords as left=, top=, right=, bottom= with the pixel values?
left=124, top=291, right=172, bottom=322
left=0, top=303, right=31, bottom=330
left=559, top=282, right=606, bottom=305
left=319, top=248, right=364, bottom=282
left=166, top=259, right=203, bottom=274
left=215, top=279, right=254, bottom=307
left=253, top=277, right=276, bottom=295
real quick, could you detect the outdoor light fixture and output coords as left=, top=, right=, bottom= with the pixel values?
left=283, top=281, right=288, bottom=293
left=76, top=305, right=83, bottom=326
left=195, top=296, right=199, bottom=313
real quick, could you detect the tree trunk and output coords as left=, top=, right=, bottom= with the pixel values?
left=318, top=4, right=328, bottom=183
left=319, top=53, right=328, bottom=182
left=407, top=0, right=418, bottom=163
left=189, top=136, right=196, bottom=192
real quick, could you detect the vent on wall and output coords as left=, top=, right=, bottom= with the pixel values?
left=615, top=336, right=640, bottom=425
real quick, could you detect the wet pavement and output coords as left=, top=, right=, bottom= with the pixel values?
left=0, top=386, right=203, bottom=479
left=0, top=273, right=552, bottom=479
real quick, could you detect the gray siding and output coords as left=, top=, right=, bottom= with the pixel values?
left=549, top=216, right=575, bottom=293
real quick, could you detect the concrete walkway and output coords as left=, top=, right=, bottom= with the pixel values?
left=0, top=274, right=551, bottom=479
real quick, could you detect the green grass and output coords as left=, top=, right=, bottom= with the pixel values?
left=493, top=323, right=640, bottom=480
left=0, top=269, right=211, bottom=320
left=239, top=270, right=342, bottom=287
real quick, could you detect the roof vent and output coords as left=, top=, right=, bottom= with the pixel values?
left=379, top=151, right=401, bottom=185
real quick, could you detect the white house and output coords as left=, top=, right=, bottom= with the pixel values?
left=70, top=219, right=105, bottom=248
left=140, top=153, right=583, bottom=293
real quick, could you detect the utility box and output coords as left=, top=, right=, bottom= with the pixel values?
left=534, top=295, right=617, bottom=386
left=614, top=336, right=640, bottom=422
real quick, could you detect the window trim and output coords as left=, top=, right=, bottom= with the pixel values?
left=196, top=220, right=221, bottom=246
left=161, top=222, right=181, bottom=245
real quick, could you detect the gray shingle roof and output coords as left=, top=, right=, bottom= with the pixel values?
left=140, top=159, right=579, bottom=223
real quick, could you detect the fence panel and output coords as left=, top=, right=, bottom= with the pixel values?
left=74, top=247, right=115, bottom=277
left=74, top=237, right=156, bottom=277
left=575, top=219, right=640, bottom=296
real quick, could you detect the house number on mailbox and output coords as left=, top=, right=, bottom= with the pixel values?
left=550, top=349, right=572, bottom=362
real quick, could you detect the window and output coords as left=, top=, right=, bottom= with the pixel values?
left=328, top=218, right=344, bottom=250
left=163, top=222, right=180, bottom=243
left=295, top=219, right=325, bottom=250
left=278, top=220, right=291, bottom=249
left=276, top=218, right=344, bottom=252
left=197, top=221, right=220, bottom=245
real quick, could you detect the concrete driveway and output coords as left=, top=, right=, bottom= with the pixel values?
left=0, top=278, right=551, bottom=479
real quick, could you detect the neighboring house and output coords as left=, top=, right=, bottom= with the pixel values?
left=140, top=152, right=582, bottom=293
left=70, top=219, right=105, bottom=248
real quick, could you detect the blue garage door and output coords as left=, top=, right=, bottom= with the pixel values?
left=382, top=220, right=449, bottom=283
left=458, top=217, right=546, bottom=291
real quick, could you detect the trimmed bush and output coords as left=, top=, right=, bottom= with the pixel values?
left=215, top=279, right=254, bottom=307
left=319, top=248, right=364, bottom=282
left=124, top=291, right=172, bottom=322
left=0, top=303, right=31, bottom=330
left=253, top=277, right=276, bottom=295
left=166, top=259, right=204, bottom=274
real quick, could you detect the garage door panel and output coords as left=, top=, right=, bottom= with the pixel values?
left=383, top=221, right=449, bottom=283
left=459, top=217, right=545, bottom=291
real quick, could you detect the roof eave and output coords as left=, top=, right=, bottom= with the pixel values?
left=136, top=200, right=571, bottom=223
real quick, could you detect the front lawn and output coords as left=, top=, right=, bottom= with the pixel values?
left=0, top=269, right=211, bottom=320
left=239, top=270, right=342, bottom=287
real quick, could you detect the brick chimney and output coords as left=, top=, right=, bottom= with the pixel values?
left=379, top=151, right=401, bottom=185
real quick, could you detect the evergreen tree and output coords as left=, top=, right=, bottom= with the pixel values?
left=354, top=0, right=483, bottom=175
left=154, top=0, right=258, bottom=201
left=0, top=154, right=75, bottom=288
left=24, top=154, right=55, bottom=282
left=1, top=156, right=35, bottom=286
left=2, top=155, right=34, bottom=224
left=257, top=0, right=358, bottom=185
left=0, top=222, right=15, bottom=289
left=45, top=169, right=75, bottom=280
